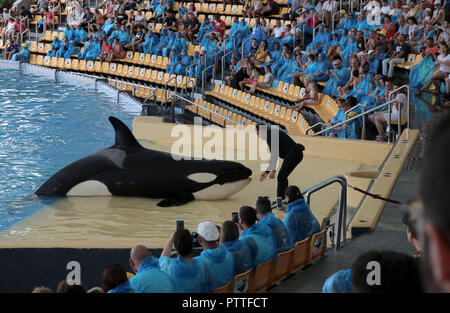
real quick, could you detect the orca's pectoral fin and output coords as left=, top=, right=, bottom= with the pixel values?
left=157, top=193, right=195, bottom=207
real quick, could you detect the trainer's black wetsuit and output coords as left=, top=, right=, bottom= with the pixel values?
left=264, top=126, right=305, bottom=198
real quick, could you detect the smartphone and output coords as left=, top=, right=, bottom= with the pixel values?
left=277, top=198, right=283, bottom=208
left=231, top=212, right=238, bottom=223
left=176, top=219, right=184, bottom=232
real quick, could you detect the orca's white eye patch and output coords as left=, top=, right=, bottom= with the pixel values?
left=187, top=173, right=217, bottom=184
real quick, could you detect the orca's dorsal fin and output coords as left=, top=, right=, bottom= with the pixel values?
left=109, top=116, right=142, bottom=150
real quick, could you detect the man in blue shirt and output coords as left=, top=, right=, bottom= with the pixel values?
left=195, top=221, right=235, bottom=292
left=282, top=185, right=321, bottom=246
left=128, top=245, right=175, bottom=293
left=238, top=205, right=276, bottom=269
left=255, top=196, right=292, bottom=260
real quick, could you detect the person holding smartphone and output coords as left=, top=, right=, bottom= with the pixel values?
left=256, top=124, right=305, bottom=207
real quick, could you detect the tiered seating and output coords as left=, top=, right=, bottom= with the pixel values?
left=108, top=80, right=174, bottom=103
left=247, top=78, right=340, bottom=123
left=186, top=97, right=257, bottom=128
left=28, top=54, right=196, bottom=91
left=214, top=228, right=328, bottom=293
left=208, top=83, right=312, bottom=135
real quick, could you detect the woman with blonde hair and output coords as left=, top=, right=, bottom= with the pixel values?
left=292, top=78, right=319, bottom=111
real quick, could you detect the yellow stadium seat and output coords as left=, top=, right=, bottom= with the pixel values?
left=37, top=42, right=46, bottom=54
left=42, top=56, right=51, bottom=67
left=57, top=57, right=65, bottom=69
left=124, top=51, right=134, bottom=63
left=108, top=62, right=117, bottom=75
left=71, top=58, right=79, bottom=71
left=86, top=60, right=95, bottom=72
left=94, top=61, right=102, bottom=73
left=29, top=42, right=38, bottom=53
left=133, top=52, right=141, bottom=64
left=142, top=53, right=150, bottom=66
left=42, top=30, right=52, bottom=41
left=101, top=61, right=109, bottom=74
left=44, top=44, right=51, bottom=54
left=132, top=66, right=140, bottom=79
left=138, top=67, right=146, bottom=80
left=309, top=229, right=328, bottom=265
left=78, top=60, right=87, bottom=71
left=35, top=54, right=44, bottom=66
left=29, top=54, right=37, bottom=64
left=269, top=249, right=294, bottom=286
left=247, top=259, right=273, bottom=293
left=64, top=58, right=72, bottom=70
left=233, top=269, right=252, bottom=293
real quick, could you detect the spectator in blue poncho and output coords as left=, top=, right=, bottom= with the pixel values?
left=283, top=185, right=320, bottom=246
left=55, top=36, right=69, bottom=58
left=141, top=30, right=159, bottom=54
left=159, top=229, right=210, bottom=293
left=197, top=17, right=214, bottom=43
left=11, top=42, right=30, bottom=62
left=324, top=97, right=360, bottom=139
left=260, top=41, right=282, bottom=69
left=219, top=220, right=253, bottom=277
left=117, top=24, right=131, bottom=46
left=323, top=269, right=353, bottom=293
left=166, top=49, right=180, bottom=74
left=102, top=17, right=116, bottom=36
left=74, top=24, right=87, bottom=45
left=174, top=49, right=191, bottom=76
left=162, top=31, right=176, bottom=57
left=102, top=264, right=134, bottom=293
left=195, top=221, right=235, bottom=292
left=323, top=56, right=351, bottom=98
left=255, top=196, right=292, bottom=260
left=107, top=23, right=121, bottom=46
left=128, top=245, right=175, bottom=293
left=238, top=205, right=276, bottom=269
left=77, top=36, right=93, bottom=59
left=63, top=41, right=79, bottom=59
left=47, top=36, right=61, bottom=57
left=63, top=24, right=75, bottom=42
left=84, top=36, right=102, bottom=61
left=271, top=43, right=290, bottom=75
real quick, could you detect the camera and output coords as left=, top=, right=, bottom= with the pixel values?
left=191, top=232, right=201, bottom=247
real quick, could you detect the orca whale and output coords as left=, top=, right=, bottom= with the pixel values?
left=35, top=116, right=253, bottom=207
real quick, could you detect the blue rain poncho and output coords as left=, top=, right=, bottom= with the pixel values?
left=341, top=36, right=357, bottom=67
left=166, top=51, right=180, bottom=74
left=220, top=239, right=253, bottom=276
left=162, top=31, right=176, bottom=57
left=55, top=39, right=69, bottom=58
left=11, top=46, right=30, bottom=62
left=260, top=46, right=282, bottom=68
left=107, top=280, right=135, bottom=293
left=102, top=20, right=116, bottom=36
left=240, top=223, right=276, bottom=269
left=78, top=40, right=93, bottom=59
left=175, top=53, right=192, bottom=75
left=242, top=27, right=267, bottom=58
left=188, top=51, right=201, bottom=78
left=159, top=255, right=209, bottom=293
left=360, top=84, right=383, bottom=111
left=84, top=40, right=101, bottom=61
left=338, top=16, right=356, bottom=31
left=153, top=29, right=169, bottom=56
left=63, top=42, right=78, bottom=59
left=128, top=256, right=175, bottom=293
left=118, top=30, right=131, bottom=46
left=74, top=28, right=87, bottom=44
left=271, top=54, right=290, bottom=77
left=323, top=269, right=353, bottom=293
left=283, top=198, right=320, bottom=246
left=259, top=212, right=293, bottom=259
left=324, top=108, right=359, bottom=139
left=63, top=27, right=75, bottom=41
left=323, top=66, right=351, bottom=98
left=197, top=19, right=214, bottom=42
left=107, top=28, right=121, bottom=46
left=409, top=55, right=437, bottom=89
left=195, top=247, right=235, bottom=292
left=346, top=76, right=370, bottom=101
left=306, top=26, right=332, bottom=54
left=278, top=56, right=296, bottom=83
left=47, top=37, right=61, bottom=57
left=141, top=31, right=159, bottom=54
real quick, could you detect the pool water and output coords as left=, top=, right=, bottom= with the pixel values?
left=0, top=69, right=137, bottom=230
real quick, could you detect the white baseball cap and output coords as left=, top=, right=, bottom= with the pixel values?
left=198, top=221, right=219, bottom=242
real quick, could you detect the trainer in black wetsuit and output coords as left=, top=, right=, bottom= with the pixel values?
left=256, top=124, right=305, bottom=198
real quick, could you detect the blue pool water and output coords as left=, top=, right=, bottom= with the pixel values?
left=0, top=69, right=137, bottom=230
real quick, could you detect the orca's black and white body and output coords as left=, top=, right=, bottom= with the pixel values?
left=36, top=117, right=253, bottom=207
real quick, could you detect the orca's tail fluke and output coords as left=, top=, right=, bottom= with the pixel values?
left=108, top=116, right=142, bottom=150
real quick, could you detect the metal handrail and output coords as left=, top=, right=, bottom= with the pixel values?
left=223, top=34, right=236, bottom=55
left=144, top=88, right=157, bottom=106
left=344, top=104, right=365, bottom=139
left=185, top=63, right=197, bottom=79
left=164, top=75, right=177, bottom=102
left=241, top=36, right=253, bottom=59
left=172, top=93, right=240, bottom=125
left=388, top=84, right=410, bottom=131
left=312, top=14, right=319, bottom=38
left=313, top=99, right=399, bottom=138
left=201, top=64, right=215, bottom=95
left=302, top=175, right=347, bottom=251
left=305, top=122, right=324, bottom=135
left=181, top=78, right=196, bottom=97
left=332, top=10, right=342, bottom=31
left=221, top=50, right=233, bottom=82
